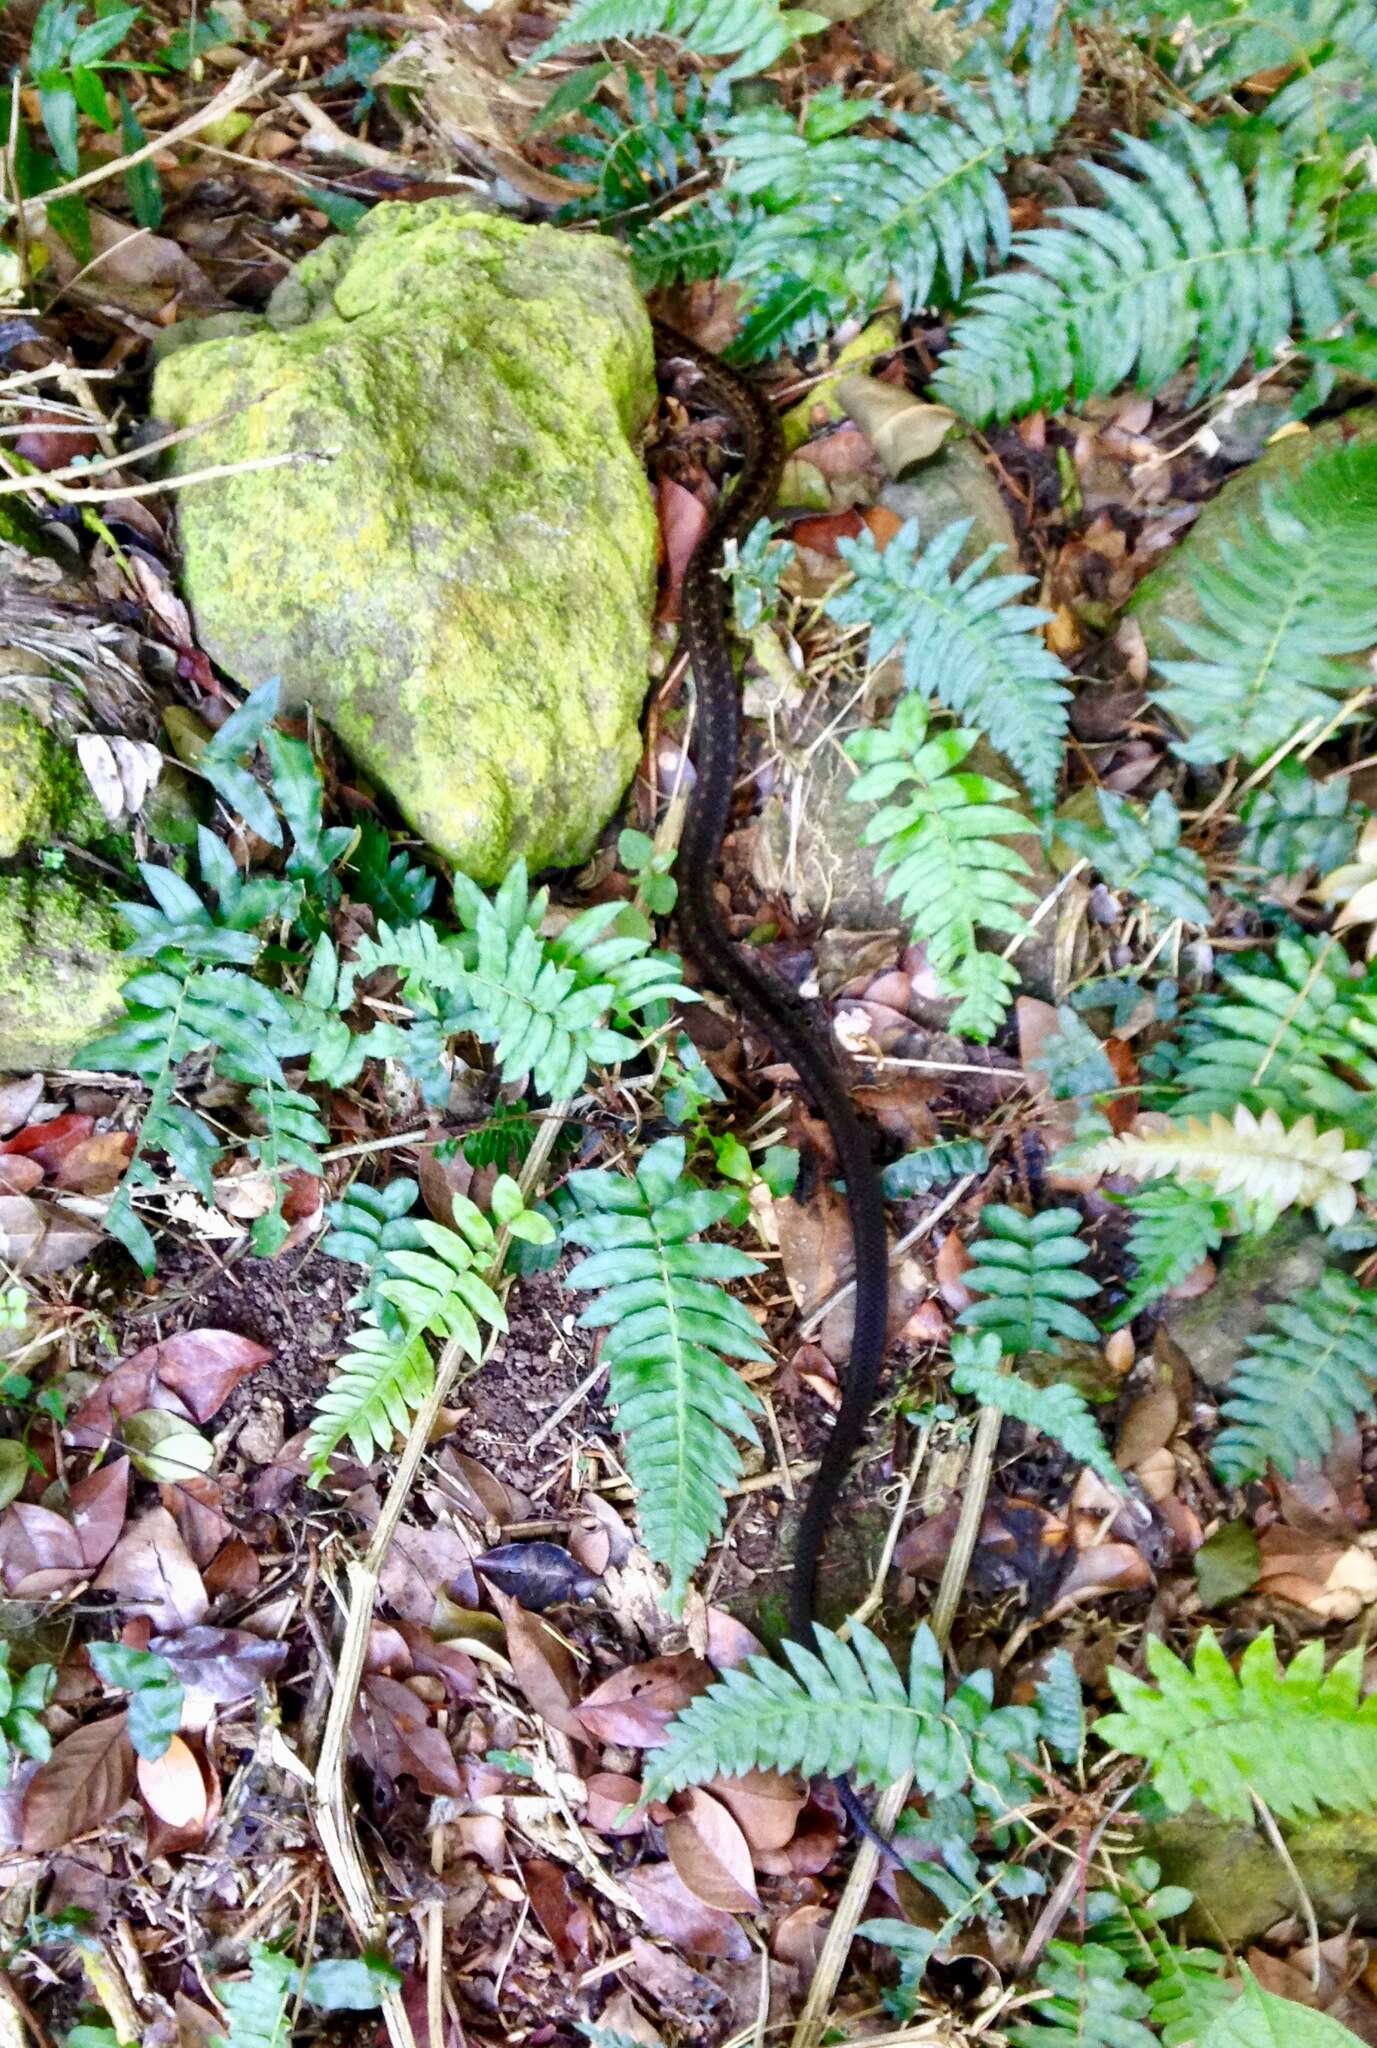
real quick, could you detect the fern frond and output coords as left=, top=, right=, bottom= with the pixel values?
left=844, top=695, right=1036, bottom=1041
left=1236, top=758, right=1360, bottom=882
left=1182, top=0, right=1377, bottom=148
left=526, top=0, right=826, bottom=83
left=932, top=123, right=1348, bottom=423
left=1149, top=932, right=1377, bottom=1136
left=375, top=1214, right=506, bottom=1353
left=323, top=1178, right=426, bottom=1274
left=1146, top=1942, right=1236, bottom=2048
left=1007, top=1941, right=1156, bottom=2048
left=307, top=1319, right=436, bottom=1475
left=1036, top=1648, right=1085, bottom=1764
left=826, top=517, right=1071, bottom=810
left=555, top=69, right=709, bottom=221
left=950, top=1331, right=1121, bottom=1484
left=882, top=1136, right=989, bottom=1198
left=641, top=1617, right=1039, bottom=1805
left=563, top=1135, right=767, bottom=1610
left=1096, top=1626, right=1377, bottom=1823
left=1149, top=441, right=1377, bottom=767
left=1073, top=1106, right=1370, bottom=1227
left=214, top=1944, right=296, bottom=2048
left=346, top=817, right=436, bottom=924
left=629, top=195, right=741, bottom=286
left=1109, top=1179, right=1236, bottom=1328
left=1212, top=1266, right=1377, bottom=1482
left=1057, top=790, right=1211, bottom=928
left=957, top=1205, right=1100, bottom=1353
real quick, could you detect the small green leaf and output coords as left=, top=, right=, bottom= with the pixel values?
left=1193, top=1520, right=1260, bottom=1611
left=302, top=1953, right=402, bottom=2011
left=124, top=1409, right=215, bottom=1483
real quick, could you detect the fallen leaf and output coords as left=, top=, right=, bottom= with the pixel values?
left=755, top=1795, right=841, bottom=1876
left=476, top=1540, right=599, bottom=1611
left=26, top=1205, right=103, bottom=1276
left=1114, top=1382, right=1179, bottom=1471
left=1257, top=1526, right=1377, bottom=1621
left=578, top=1654, right=715, bottom=1747
left=489, top=1587, right=585, bottom=1743
left=0, top=1075, right=43, bottom=1136
left=0, top=1156, right=42, bottom=1195
left=524, top=1856, right=591, bottom=1967
left=147, top=1626, right=288, bottom=1707
left=0, top=1443, right=26, bottom=1512
left=585, top=1772, right=645, bottom=1835
left=704, top=1609, right=764, bottom=1671
left=93, top=1507, right=209, bottom=1630
left=0, top=1113, right=94, bottom=1170
left=658, top=477, right=710, bottom=621
left=0, top=1194, right=46, bottom=1270
left=773, top=1903, right=832, bottom=1970
left=22, top=1713, right=135, bottom=1851
left=354, top=1674, right=461, bottom=1796
left=569, top=1493, right=634, bottom=1575
left=622, top=1860, right=752, bottom=1960
left=665, top=1788, right=760, bottom=1911
left=1049, top=1541, right=1154, bottom=1615
left=162, top=1474, right=236, bottom=1567
left=68, top=1458, right=130, bottom=1568
left=707, top=1769, right=806, bottom=1856
left=134, top=1329, right=272, bottom=1423
left=137, top=1734, right=209, bottom=1831
left=379, top=1521, right=479, bottom=1621
left=51, top=1131, right=135, bottom=1194
left=394, top=1625, right=480, bottom=1701
left=202, top=1537, right=260, bottom=1599
left=0, top=1502, right=85, bottom=1595
left=453, top=1812, right=506, bottom=1868
left=837, top=373, right=955, bottom=476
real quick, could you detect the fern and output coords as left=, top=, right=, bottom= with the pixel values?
left=323, top=1177, right=426, bottom=1278
left=562, top=1135, right=767, bottom=1610
left=950, top=1330, right=1121, bottom=1483
left=1030, top=1006, right=1118, bottom=1101
left=1180, top=0, right=1377, bottom=149
left=1008, top=1941, right=1157, bottom=2048
left=1109, top=1179, right=1236, bottom=1327
left=1149, top=932, right=1377, bottom=1137
left=826, top=518, right=1072, bottom=812
left=882, top=1136, right=989, bottom=1197
left=957, top=1205, right=1100, bottom=1354
left=1057, top=791, right=1211, bottom=928
left=245, top=1082, right=330, bottom=1255
left=628, top=194, right=740, bottom=288
left=1236, top=758, right=1359, bottom=882
left=932, top=123, right=1350, bottom=423
left=525, top=0, right=826, bottom=85
left=555, top=68, right=710, bottom=221
left=307, top=1198, right=506, bottom=1475
left=641, top=1616, right=1039, bottom=1806
left=1036, top=1648, right=1084, bottom=1764
left=844, top=695, right=1035, bottom=1041
left=1073, top=1105, right=1370, bottom=1227
left=346, top=817, right=436, bottom=924
left=463, top=1104, right=539, bottom=1170
left=723, top=516, right=795, bottom=633
left=1096, top=1627, right=1377, bottom=1823
left=1149, top=441, right=1377, bottom=768
left=1212, top=1265, right=1377, bottom=1481
left=712, top=45, right=1079, bottom=358
left=214, top=1944, right=295, bottom=2048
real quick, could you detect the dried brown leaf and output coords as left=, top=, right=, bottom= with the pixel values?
left=665, top=1788, right=759, bottom=1911
left=578, top=1654, right=715, bottom=1748
left=93, top=1506, right=208, bottom=1630
left=22, top=1713, right=135, bottom=1851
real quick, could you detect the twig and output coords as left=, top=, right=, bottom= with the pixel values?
left=527, top=1356, right=607, bottom=1450
left=310, top=1106, right=571, bottom=2048
left=799, top=1175, right=977, bottom=1339
left=788, top=1402, right=1002, bottom=2048
left=841, top=1415, right=933, bottom=1635
left=1252, top=1791, right=1320, bottom=1984
left=0, top=449, right=314, bottom=506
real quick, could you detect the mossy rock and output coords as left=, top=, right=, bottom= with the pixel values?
left=153, top=202, right=659, bottom=883
left=0, top=871, right=126, bottom=1071
left=1147, top=1805, right=1377, bottom=1943
left=0, top=703, right=106, bottom=858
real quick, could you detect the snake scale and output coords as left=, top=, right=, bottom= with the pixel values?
left=652, top=318, right=891, bottom=1686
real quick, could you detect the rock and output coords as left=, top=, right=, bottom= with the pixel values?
left=1132, top=408, right=1377, bottom=659
left=855, top=0, right=974, bottom=71
left=1162, top=1216, right=1330, bottom=1390
left=0, top=703, right=106, bottom=857
left=153, top=201, right=659, bottom=883
left=0, top=873, right=127, bottom=1072
left=1146, top=1805, right=1377, bottom=1943
left=879, top=441, right=1019, bottom=563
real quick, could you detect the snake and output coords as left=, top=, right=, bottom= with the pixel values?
left=652, top=319, right=892, bottom=1687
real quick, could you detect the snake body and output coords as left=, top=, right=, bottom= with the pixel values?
left=652, top=318, right=890, bottom=1652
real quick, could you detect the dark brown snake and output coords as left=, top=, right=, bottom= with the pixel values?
left=652, top=321, right=891, bottom=1753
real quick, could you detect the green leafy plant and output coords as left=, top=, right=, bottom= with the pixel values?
left=617, top=827, right=678, bottom=915
left=1211, top=1265, right=1377, bottom=1481
left=27, top=1, right=143, bottom=177
left=524, top=0, right=827, bottom=86
left=881, top=1136, right=989, bottom=1197
left=642, top=1616, right=1040, bottom=1806
left=1029, top=1006, right=1119, bottom=1101
left=1110, top=1180, right=1237, bottom=1326
left=554, top=68, right=711, bottom=220
left=462, top=1104, right=541, bottom=1172
left=956, top=1205, right=1100, bottom=1353
left=345, top=818, right=436, bottom=924
left=1177, top=0, right=1377, bottom=149
left=827, top=517, right=1072, bottom=812
left=562, top=1135, right=767, bottom=1609
left=723, top=517, right=795, bottom=632
left=87, top=1644, right=182, bottom=1761
left=0, top=1645, right=55, bottom=1783
left=1096, top=1627, right=1377, bottom=1823
left=1009, top=1940, right=1157, bottom=2048
left=244, top=1083, right=330, bottom=1256
left=1036, top=1648, right=1084, bottom=1764
left=1073, top=1105, right=1370, bottom=1227
left=1148, top=440, right=1377, bottom=767
left=1057, top=790, right=1211, bottom=927
left=213, top=1942, right=398, bottom=2047
left=1236, top=759, right=1360, bottom=882
left=949, top=1330, right=1121, bottom=1484
left=931, top=123, right=1354, bottom=424
left=844, top=694, right=1036, bottom=1040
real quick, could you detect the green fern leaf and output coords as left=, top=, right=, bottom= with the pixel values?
left=1212, top=1266, right=1377, bottom=1482
left=555, top=68, right=709, bottom=221
left=563, top=1135, right=766, bottom=1610
left=642, top=1616, right=1039, bottom=1805
left=1109, top=1179, right=1236, bottom=1328
left=882, top=1136, right=989, bottom=1197
left=323, top=1178, right=426, bottom=1275
left=526, top=0, right=826, bottom=83
left=1036, top=1646, right=1085, bottom=1763
left=629, top=195, right=740, bottom=286
left=1149, top=441, right=1377, bottom=768
left=1007, top=1940, right=1157, bottom=2048
left=949, top=1330, right=1121, bottom=1485
left=306, top=1319, right=435, bottom=1475
left=1072, top=1106, right=1371, bottom=1227
left=213, top=1944, right=296, bottom=2048
left=1029, top=1006, right=1118, bottom=1102
left=1199, top=1968, right=1367, bottom=2046
left=844, top=694, right=1036, bottom=1041
left=957, top=1205, right=1100, bottom=1353
left=1182, top=0, right=1377, bottom=149
left=827, top=517, right=1072, bottom=810
left=346, top=817, right=436, bottom=923
left=1236, top=759, right=1360, bottom=883
left=1148, top=1942, right=1238, bottom=2047
left=1057, top=790, right=1211, bottom=927
left=1096, top=1626, right=1377, bottom=1823
left=933, top=123, right=1349, bottom=423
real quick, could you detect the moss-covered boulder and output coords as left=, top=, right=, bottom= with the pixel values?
left=0, top=704, right=106, bottom=858
left=0, top=872, right=126, bottom=1071
left=152, top=202, right=659, bottom=883
left=1147, top=1805, right=1377, bottom=1943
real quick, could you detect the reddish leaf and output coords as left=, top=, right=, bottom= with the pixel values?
left=0, top=1156, right=42, bottom=1195
left=68, top=1358, right=188, bottom=1447
left=135, top=1330, right=271, bottom=1423
left=578, top=1654, right=715, bottom=1747
left=621, top=1861, right=751, bottom=1960
left=0, top=1503, right=84, bottom=1595
left=584, top=1772, right=645, bottom=1836
left=202, top=1537, right=259, bottom=1599
left=379, top=1521, right=479, bottom=1622
left=773, top=1903, right=832, bottom=1969
left=707, top=1769, right=806, bottom=1856
left=68, top=1458, right=130, bottom=1569
left=137, top=1734, right=208, bottom=1831
left=161, top=1475, right=235, bottom=1568
left=22, top=1713, right=135, bottom=1851
left=755, top=1795, right=841, bottom=1876
left=395, top=1624, right=479, bottom=1700
left=0, top=1113, right=94, bottom=1170
left=353, top=1674, right=461, bottom=1796
left=52, top=1131, right=135, bottom=1195
left=524, top=1856, right=591, bottom=1967
left=658, top=477, right=710, bottom=621
left=490, top=1587, right=585, bottom=1743
left=665, top=1788, right=759, bottom=1911
left=93, top=1507, right=208, bottom=1630
left=791, top=508, right=865, bottom=556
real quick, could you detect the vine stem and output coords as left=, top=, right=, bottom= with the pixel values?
left=788, top=1400, right=1003, bottom=2048
left=310, top=1103, right=571, bottom=2048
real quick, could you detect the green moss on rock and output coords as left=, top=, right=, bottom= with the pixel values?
left=0, top=871, right=126, bottom=1071
left=153, top=202, right=659, bottom=882
left=0, top=704, right=106, bottom=857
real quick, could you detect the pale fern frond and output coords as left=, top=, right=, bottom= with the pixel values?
left=1073, top=1106, right=1370, bottom=1227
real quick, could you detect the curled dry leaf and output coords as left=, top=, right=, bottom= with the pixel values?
left=22, top=1712, right=136, bottom=1852
left=524, top=1856, right=591, bottom=1967
left=1257, top=1526, right=1377, bottom=1622
left=707, top=1769, right=806, bottom=1856
left=52, top=1131, right=135, bottom=1195
left=0, top=1503, right=85, bottom=1596
left=665, top=1788, right=760, bottom=1912
left=1048, top=1541, right=1154, bottom=1616
left=578, top=1653, right=715, bottom=1748
left=621, top=1859, right=752, bottom=1961
left=773, top=1903, right=833, bottom=1971
left=0, top=1156, right=43, bottom=1195
left=658, top=476, right=710, bottom=622
left=137, top=1734, right=209, bottom=1833
left=379, top=1521, right=480, bottom=1622
left=93, top=1506, right=209, bottom=1631
left=704, top=1608, right=764, bottom=1672
left=569, top=1492, right=634, bottom=1576
left=755, top=1795, right=842, bottom=1876
left=1, top=1113, right=94, bottom=1169
left=476, top=1540, right=599, bottom=1611
left=488, top=1586, right=585, bottom=1744
left=69, top=1329, right=271, bottom=1445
